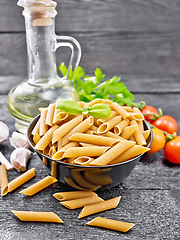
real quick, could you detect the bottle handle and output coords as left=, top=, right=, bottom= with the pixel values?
left=55, top=35, right=82, bottom=78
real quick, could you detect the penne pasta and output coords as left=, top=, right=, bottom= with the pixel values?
left=78, top=196, right=121, bottom=218
left=114, top=119, right=129, bottom=135
left=110, top=145, right=150, bottom=164
left=143, top=130, right=150, bottom=140
left=74, top=156, right=95, bottom=166
left=33, top=132, right=41, bottom=145
left=97, top=115, right=122, bottom=134
left=39, top=108, right=49, bottom=136
left=120, top=125, right=137, bottom=140
left=90, top=141, right=135, bottom=166
left=51, top=161, right=57, bottom=178
left=0, top=152, right=13, bottom=171
left=52, top=142, right=79, bottom=160
left=111, top=102, right=130, bottom=119
left=35, top=125, right=59, bottom=151
left=61, top=116, right=94, bottom=146
left=53, top=191, right=97, bottom=201
left=45, top=103, right=56, bottom=126
left=8, top=168, right=36, bottom=192
left=32, top=117, right=40, bottom=135
left=0, top=164, right=8, bottom=196
left=130, top=120, right=146, bottom=145
left=11, top=210, right=63, bottom=223
left=52, top=114, right=83, bottom=144
left=60, top=195, right=104, bottom=209
left=96, top=111, right=117, bottom=125
left=86, top=217, right=135, bottom=232
left=62, top=146, right=109, bottom=159
left=68, top=133, right=120, bottom=146
left=20, top=175, right=58, bottom=196
left=85, top=98, right=104, bottom=107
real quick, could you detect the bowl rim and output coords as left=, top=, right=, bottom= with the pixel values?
left=27, top=114, right=153, bottom=169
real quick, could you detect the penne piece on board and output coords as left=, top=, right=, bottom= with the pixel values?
left=78, top=196, right=121, bottom=219
left=19, top=175, right=58, bottom=196
left=11, top=210, right=63, bottom=223
left=53, top=191, right=97, bottom=201
left=86, top=217, right=135, bottom=232
left=60, top=195, right=104, bottom=209
left=0, top=164, right=9, bottom=196
left=8, top=168, right=36, bottom=193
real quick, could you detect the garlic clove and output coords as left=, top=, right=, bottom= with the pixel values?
left=10, top=131, right=30, bottom=149
left=10, top=148, right=32, bottom=172
left=0, top=121, right=9, bottom=144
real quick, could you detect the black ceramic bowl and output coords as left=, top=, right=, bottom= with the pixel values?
left=27, top=115, right=152, bottom=191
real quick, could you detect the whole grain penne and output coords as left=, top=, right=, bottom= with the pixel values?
left=0, top=164, right=8, bottom=196
left=52, top=142, right=79, bottom=160
left=62, top=146, right=109, bottom=159
left=74, top=156, right=95, bottom=166
left=20, top=175, right=58, bottom=196
left=8, top=168, right=36, bottom=193
left=55, top=111, right=68, bottom=122
left=53, top=191, right=97, bottom=201
left=122, top=106, right=134, bottom=112
left=133, top=107, right=144, bottom=131
left=61, top=116, right=94, bottom=146
left=110, top=145, right=150, bottom=164
left=32, top=117, right=40, bottom=135
left=11, top=210, right=63, bottom=223
left=86, top=217, right=135, bottom=232
left=33, top=133, right=41, bottom=145
left=60, top=195, right=104, bottom=209
left=130, top=120, right=146, bottom=145
left=90, top=141, right=135, bottom=166
left=78, top=196, right=121, bottom=218
left=97, top=115, right=122, bottom=134
left=120, top=125, right=137, bottom=140
left=45, top=103, right=56, bottom=126
left=68, top=133, right=120, bottom=146
left=85, top=98, right=104, bottom=107
left=114, top=119, right=129, bottom=135
left=52, top=114, right=83, bottom=144
left=103, top=99, right=113, bottom=105
left=39, top=108, right=49, bottom=136
left=96, top=111, right=117, bottom=125
left=0, top=152, right=13, bottom=171
left=35, top=125, right=59, bottom=151
left=77, top=101, right=86, bottom=108
left=111, top=102, right=130, bottom=119
left=143, top=130, right=150, bottom=140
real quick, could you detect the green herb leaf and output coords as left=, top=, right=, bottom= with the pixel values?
left=86, top=103, right=111, bottom=118
left=59, top=64, right=138, bottom=107
left=56, top=100, right=84, bottom=115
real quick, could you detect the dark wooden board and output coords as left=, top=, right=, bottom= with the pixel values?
left=0, top=75, right=180, bottom=239
left=1, top=0, right=180, bottom=33
left=1, top=32, right=180, bottom=77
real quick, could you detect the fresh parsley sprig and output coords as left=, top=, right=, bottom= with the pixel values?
left=57, top=100, right=111, bottom=118
left=59, top=63, right=138, bottom=107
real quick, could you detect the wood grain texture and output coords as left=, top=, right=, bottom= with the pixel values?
left=1, top=32, right=180, bottom=77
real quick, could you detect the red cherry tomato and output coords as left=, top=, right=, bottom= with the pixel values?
left=164, top=136, right=180, bottom=164
left=148, top=128, right=166, bottom=154
left=141, top=105, right=158, bottom=123
left=153, top=115, right=178, bottom=134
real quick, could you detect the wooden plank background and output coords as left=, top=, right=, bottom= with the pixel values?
left=1, top=0, right=180, bottom=78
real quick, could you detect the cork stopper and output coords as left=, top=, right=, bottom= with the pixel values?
left=17, top=0, right=57, bottom=26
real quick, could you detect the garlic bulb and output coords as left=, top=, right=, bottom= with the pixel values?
left=10, top=148, right=32, bottom=172
left=10, top=131, right=29, bottom=149
left=0, top=121, right=9, bottom=144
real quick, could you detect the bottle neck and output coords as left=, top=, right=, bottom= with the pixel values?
left=23, top=10, right=58, bottom=85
